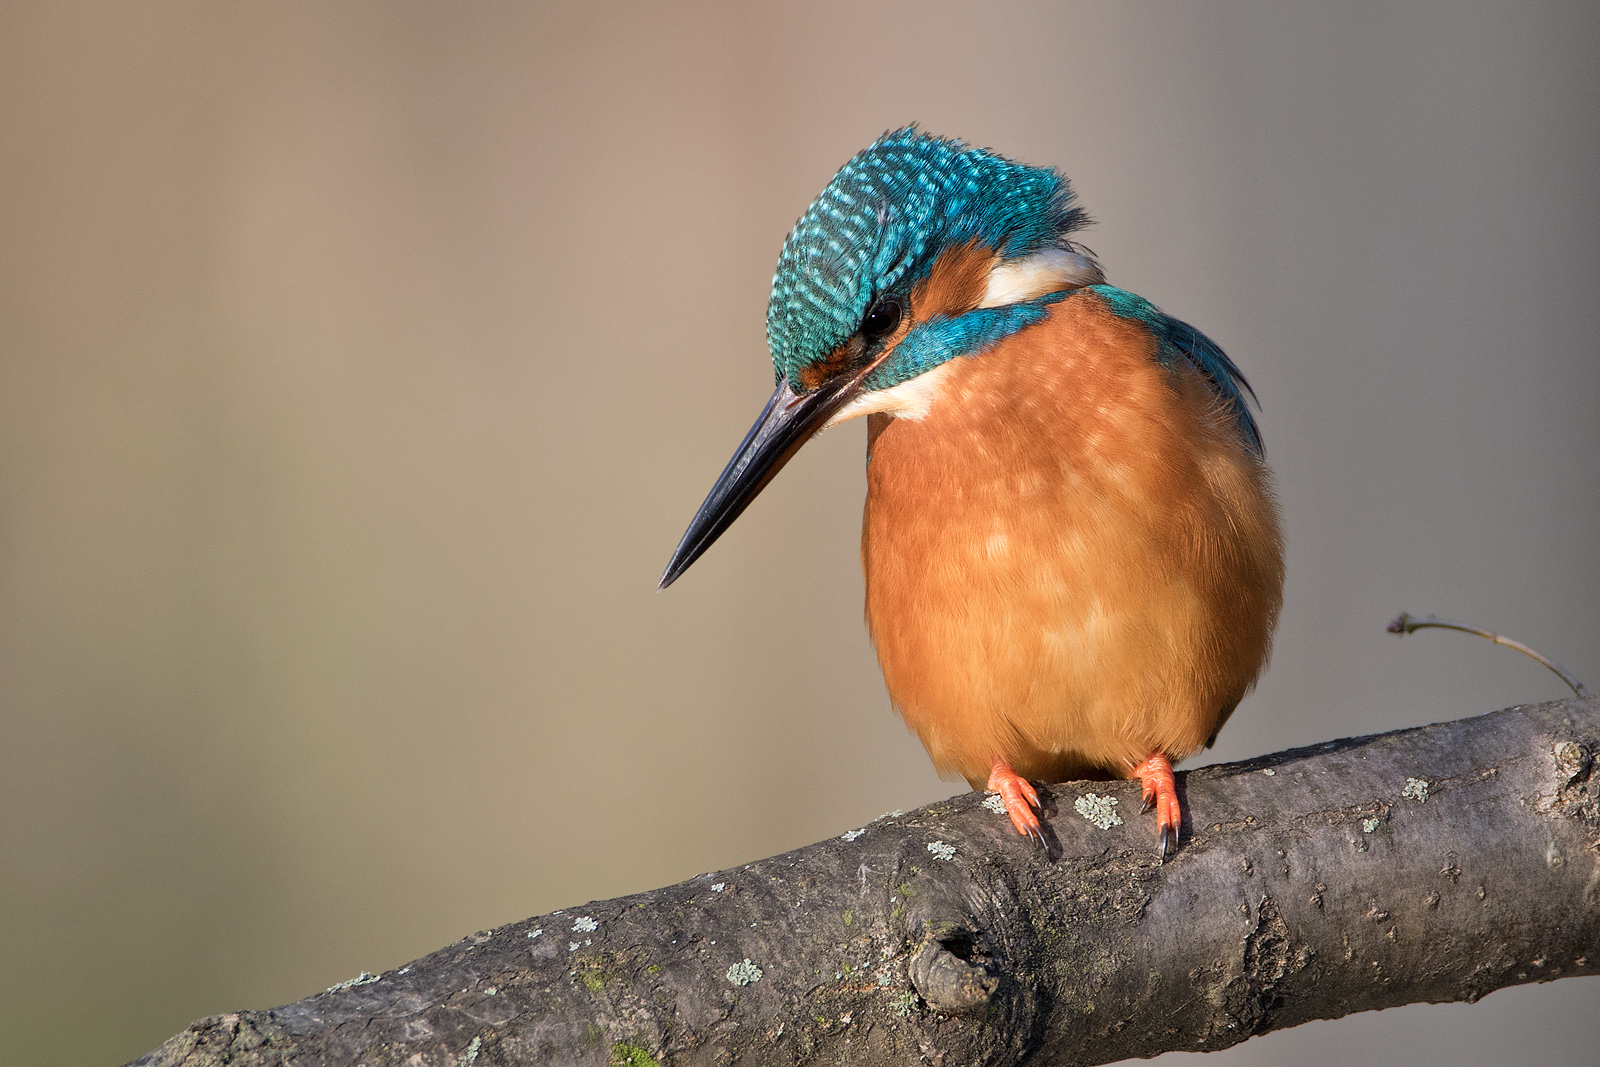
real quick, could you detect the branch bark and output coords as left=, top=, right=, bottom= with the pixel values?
left=131, top=697, right=1600, bottom=1067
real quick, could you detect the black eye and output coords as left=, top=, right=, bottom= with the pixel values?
left=860, top=297, right=903, bottom=341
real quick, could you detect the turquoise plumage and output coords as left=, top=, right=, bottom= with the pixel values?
left=664, top=129, right=1284, bottom=858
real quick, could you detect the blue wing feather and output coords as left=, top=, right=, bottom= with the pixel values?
left=1084, top=285, right=1263, bottom=454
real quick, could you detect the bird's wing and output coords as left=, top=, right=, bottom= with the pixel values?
left=1084, top=285, right=1263, bottom=454
left=1154, top=313, right=1263, bottom=455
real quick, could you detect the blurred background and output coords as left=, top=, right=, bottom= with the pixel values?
left=2, top=2, right=1596, bottom=1064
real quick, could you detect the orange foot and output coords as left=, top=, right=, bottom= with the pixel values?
left=986, top=758, right=1045, bottom=848
left=1131, top=752, right=1181, bottom=861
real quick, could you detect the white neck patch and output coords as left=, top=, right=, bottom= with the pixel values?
left=980, top=247, right=1103, bottom=308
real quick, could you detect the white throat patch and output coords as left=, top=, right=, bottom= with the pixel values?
left=825, top=361, right=958, bottom=427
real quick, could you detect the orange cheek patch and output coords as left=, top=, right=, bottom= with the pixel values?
left=911, top=240, right=997, bottom=324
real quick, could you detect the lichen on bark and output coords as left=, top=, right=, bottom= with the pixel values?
left=129, top=697, right=1600, bottom=1067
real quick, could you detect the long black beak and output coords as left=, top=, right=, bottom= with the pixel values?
left=659, top=374, right=862, bottom=589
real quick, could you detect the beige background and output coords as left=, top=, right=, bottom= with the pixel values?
left=2, top=2, right=1597, bottom=1064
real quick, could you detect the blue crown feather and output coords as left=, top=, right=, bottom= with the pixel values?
left=766, top=127, right=1088, bottom=385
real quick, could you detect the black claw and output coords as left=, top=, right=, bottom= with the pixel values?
left=1025, top=822, right=1047, bottom=849
left=1141, top=796, right=1155, bottom=814
left=1157, top=825, right=1175, bottom=863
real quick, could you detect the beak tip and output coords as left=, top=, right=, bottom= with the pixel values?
left=658, top=542, right=695, bottom=590
left=658, top=376, right=845, bottom=597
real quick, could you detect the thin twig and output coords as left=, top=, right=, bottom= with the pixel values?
left=1387, top=611, right=1591, bottom=698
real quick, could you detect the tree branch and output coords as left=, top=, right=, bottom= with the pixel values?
left=130, top=697, right=1600, bottom=1067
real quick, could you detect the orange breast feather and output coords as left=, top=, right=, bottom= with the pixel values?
left=862, top=292, right=1284, bottom=788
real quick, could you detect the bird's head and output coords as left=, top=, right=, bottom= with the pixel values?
left=660, top=127, right=1103, bottom=588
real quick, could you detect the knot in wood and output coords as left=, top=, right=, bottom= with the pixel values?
left=910, top=928, right=997, bottom=1012
left=1553, top=740, right=1592, bottom=786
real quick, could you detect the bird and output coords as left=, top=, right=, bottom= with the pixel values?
left=660, top=128, right=1283, bottom=858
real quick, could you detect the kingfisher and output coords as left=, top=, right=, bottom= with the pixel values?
left=661, top=128, right=1284, bottom=858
